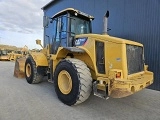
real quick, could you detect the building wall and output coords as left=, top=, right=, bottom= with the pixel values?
left=43, top=0, right=160, bottom=90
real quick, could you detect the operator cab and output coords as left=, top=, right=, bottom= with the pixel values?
left=44, top=8, right=94, bottom=54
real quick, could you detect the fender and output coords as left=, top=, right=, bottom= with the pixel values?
left=30, top=52, right=48, bottom=66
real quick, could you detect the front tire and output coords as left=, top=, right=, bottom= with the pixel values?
left=54, top=58, right=92, bottom=106
left=25, top=56, right=43, bottom=84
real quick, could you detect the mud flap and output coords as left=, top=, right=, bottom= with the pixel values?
left=14, top=57, right=26, bottom=78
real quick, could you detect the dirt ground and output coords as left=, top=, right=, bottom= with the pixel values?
left=0, top=61, right=160, bottom=120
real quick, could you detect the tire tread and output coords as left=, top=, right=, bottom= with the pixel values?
left=66, top=58, right=92, bottom=105
left=25, top=56, right=42, bottom=84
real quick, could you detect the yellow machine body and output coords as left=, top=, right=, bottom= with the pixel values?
left=8, top=51, right=22, bottom=61
left=29, top=52, right=48, bottom=66
left=8, top=45, right=28, bottom=61
left=48, top=34, right=153, bottom=98
left=0, top=55, right=9, bottom=61
left=0, top=49, right=9, bottom=61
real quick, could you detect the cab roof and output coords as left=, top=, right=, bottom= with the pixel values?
left=52, top=8, right=94, bottom=20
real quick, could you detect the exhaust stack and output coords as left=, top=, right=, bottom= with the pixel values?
left=103, top=11, right=109, bottom=34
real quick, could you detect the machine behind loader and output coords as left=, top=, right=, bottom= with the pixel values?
left=8, top=45, right=28, bottom=61
left=0, top=49, right=10, bottom=61
left=14, top=8, right=153, bottom=106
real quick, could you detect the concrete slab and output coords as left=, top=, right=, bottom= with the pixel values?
left=0, top=61, right=160, bottom=120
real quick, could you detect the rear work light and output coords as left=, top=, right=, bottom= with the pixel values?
left=116, top=72, right=121, bottom=78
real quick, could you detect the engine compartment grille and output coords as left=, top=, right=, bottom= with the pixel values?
left=126, top=45, right=144, bottom=75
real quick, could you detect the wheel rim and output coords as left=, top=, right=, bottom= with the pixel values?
left=26, top=63, right=31, bottom=77
left=58, top=70, right=72, bottom=94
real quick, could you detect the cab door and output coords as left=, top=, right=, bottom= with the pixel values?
left=52, top=15, right=67, bottom=54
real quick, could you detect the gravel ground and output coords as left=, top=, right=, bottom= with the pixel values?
left=0, top=61, right=160, bottom=120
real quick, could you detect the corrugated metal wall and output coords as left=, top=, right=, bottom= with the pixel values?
left=43, top=0, right=160, bottom=90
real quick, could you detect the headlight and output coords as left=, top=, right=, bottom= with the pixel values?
left=74, top=37, right=88, bottom=46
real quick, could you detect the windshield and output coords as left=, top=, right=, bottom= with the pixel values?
left=71, top=16, right=91, bottom=35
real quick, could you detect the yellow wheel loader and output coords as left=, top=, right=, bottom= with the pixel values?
left=8, top=51, right=22, bottom=61
left=0, top=49, right=10, bottom=61
left=14, top=8, right=153, bottom=106
left=8, top=45, right=28, bottom=61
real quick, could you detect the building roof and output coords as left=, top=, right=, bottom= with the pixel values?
left=41, top=0, right=57, bottom=10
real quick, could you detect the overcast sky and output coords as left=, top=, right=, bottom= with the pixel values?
left=0, top=0, right=51, bottom=49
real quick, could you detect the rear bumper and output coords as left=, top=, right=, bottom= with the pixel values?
left=109, top=71, right=153, bottom=98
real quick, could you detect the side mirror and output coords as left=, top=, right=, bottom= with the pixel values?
left=36, top=39, right=41, bottom=45
left=43, top=16, right=49, bottom=28
left=36, top=39, right=43, bottom=48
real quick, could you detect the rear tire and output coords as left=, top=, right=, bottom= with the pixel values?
left=25, top=56, right=43, bottom=84
left=54, top=58, right=92, bottom=105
